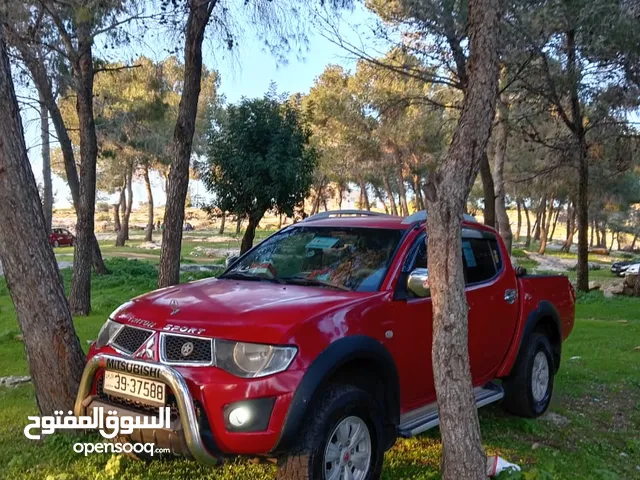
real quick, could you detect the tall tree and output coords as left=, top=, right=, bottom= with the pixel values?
left=512, top=0, right=640, bottom=290
left=158, top=0, right=217, bottom=287
left=39, top=91, right=53, bottom=232
left=421, top=0, right=501, bottom=478
left=202, top=93, right=317, bottom=253
left=492, top=96, right=513, bottom=252
left=24, top=0, right=151, bottom=313
left=0, top=26, right=85, bottom=414
left=2, top=6, right=108, bottom=274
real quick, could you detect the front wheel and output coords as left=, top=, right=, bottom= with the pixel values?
left=276, top=385, right=385, bottom=480
left=503, top=333, right=555, bottom=418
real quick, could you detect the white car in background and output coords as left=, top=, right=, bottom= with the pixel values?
left=624, top=263, right=640, bottom=276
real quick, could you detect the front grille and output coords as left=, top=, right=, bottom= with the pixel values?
left=111, top=326, right=153, bottom=354
left=95, top=373, right=179, bottom=420
left=163, top=334, right=213, bottom=363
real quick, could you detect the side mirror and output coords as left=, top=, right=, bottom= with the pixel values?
left=225, top=254, right=239, bottom=268
left=407, top=268, right=430, bottom=298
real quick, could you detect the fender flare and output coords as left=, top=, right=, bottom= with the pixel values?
left=511, top=300, right=562, bottom=374
left=273, top=335, right=400, bottom=452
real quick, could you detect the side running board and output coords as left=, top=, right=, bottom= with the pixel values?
left=398, top=382, right=504, bottom=438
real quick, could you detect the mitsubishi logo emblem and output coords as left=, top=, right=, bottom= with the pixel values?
left=181, top=342, right=194, bottom=357
left=134, top=334, right=156, bottom=360
left=170, top=299, right=180, bottom=316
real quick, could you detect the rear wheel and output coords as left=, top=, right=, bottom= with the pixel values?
left=53, top=240, right=59, bottom=248
left=276, top=384, right=384, bottom=480
left=503, top=333, right=554, bottom=417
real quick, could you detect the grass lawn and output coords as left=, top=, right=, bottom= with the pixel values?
left=0, top=263, right=639, bottom=479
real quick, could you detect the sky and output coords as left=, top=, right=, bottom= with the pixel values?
left=20, top=4, right=378, bottom=211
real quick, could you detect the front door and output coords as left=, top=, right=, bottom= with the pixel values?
left=381, top=233, right=435, bottom=411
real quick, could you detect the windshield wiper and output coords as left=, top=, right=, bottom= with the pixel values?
left=222, top=272, right=284, bottom=284
left=281, top=276, right=351, bottom=291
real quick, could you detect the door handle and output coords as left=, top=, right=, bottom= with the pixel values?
left=504, top=289, right=517, bottom=304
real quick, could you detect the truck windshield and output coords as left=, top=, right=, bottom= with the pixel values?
left=222, top=226, right=403, bottom=292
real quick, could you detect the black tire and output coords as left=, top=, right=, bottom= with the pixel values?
left=503, top=332, right=555, bottom=418
left=276, top=384, right=385, bottom=480
left=53, top=240, right=59, bottom=248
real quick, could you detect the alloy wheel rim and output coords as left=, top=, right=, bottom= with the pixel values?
left=324, top=416, right=372, bottom=480
left=532, top=351, right=550, bottom=402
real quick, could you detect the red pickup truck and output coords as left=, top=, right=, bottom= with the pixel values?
left=75, top=210, right=575, bottom=480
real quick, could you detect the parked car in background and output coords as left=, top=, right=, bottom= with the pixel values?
left=624, top=263, right=640, bottom=277
left=76, top=210, right=575, bottom=479
left=611, top=257, right=640, bottom=276
left=50, top=228, right=74, bottom=248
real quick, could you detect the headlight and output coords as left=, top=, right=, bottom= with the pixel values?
left=95, top=319, right=122, bottom=349
left=215, top=340, right=297, bottom=378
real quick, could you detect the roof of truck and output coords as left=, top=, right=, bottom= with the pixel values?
left=295, top=210, right=490, bottom=232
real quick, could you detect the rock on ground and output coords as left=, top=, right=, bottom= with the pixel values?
left=0, top=376, right=31, bottom=387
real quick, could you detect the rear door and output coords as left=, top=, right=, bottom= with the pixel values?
left=463, top=231, right=519, bottom=383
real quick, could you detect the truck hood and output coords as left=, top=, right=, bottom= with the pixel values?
left=111, top=277, right=369, bottom=344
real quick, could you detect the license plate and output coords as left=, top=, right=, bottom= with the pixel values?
left=103, top=371, right=166, bottom=407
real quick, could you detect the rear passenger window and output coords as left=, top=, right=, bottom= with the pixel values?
left=463, top=239, right=499, bottom=284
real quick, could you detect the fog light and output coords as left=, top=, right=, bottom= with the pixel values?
left=229, top=407, right=251, bottom=427
left=224, top=397, right=275, bottom=432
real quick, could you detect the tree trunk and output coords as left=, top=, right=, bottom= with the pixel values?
left=515, top=199, right=522, bottom=242
left=158, top=0, right=216, bottom=288
left=479, top=151, right=495, bottom=227
left=523, top=202, right=531, bottom=247
left=113, top=200, right=121, bottom=233
left=116, top=181, right=127, bottom=247
left=144, top=163, right=154, bottom=242
left=413, top=174, right=424, bottom=211
left=561, top=203, right=576, bottom=253
left=236, top=216, right=242, bottom=235
left=240, top=214, right=262, bottom=254
left=538, top=197, right=549, bottom=254
left=124, top=161, right=133, bottom=241
left=277, top=213, right=283, bottom=229
left=218, top=212, right=226, bottom=234
left=39, top=92, right=53, bottom=233
left=337, top=183, right=344, bottom=210
left=594, top=222, right=601, bottom=248
left=311, top=178, right=325, bottom=215
left=69, top=21, right=99, bottom=315
left=590, top=221, right=595, bottom=247
left=609, top=230, right=616, bottom=252
left=534, top=198, right=545, bottom=242
left=8, top=31, right=107, bottom=275
left=600, top=223, right=607, bottom=250
left=422, top=1, right=500, bottom=477
left=0, top=31, right=85, bottom=414
left=492, top=98, right=512, bottom=252
left=373, top=185, right=389, bottom=213
left=394, top=154, right=410, bottom=216
left=548, top=202, right=560, bottom=241
left=359, top=178, right=371, bottom=211
left=383, top=174, right=399, bottom=215
left=630, top=233, right=638, bottom=251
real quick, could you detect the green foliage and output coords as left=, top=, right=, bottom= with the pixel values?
left=201, top=91, right=317, bottom=221
left=55, top=56, right=218, bottom=192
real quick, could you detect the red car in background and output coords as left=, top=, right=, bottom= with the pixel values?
left=50, top=228, right=74, bottom=247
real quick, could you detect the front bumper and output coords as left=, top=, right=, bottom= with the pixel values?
left=74, top=353, right=222, bottom=465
